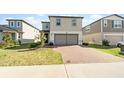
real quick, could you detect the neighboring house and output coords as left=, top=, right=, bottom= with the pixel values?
left=0, top=19, right=40, bottom=44
left=42, top=16, right=83, bottom=45
left=82, top=14, right=124, bottom=45
left=0, top=25, right=22, bottom=43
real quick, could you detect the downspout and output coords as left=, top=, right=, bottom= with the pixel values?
left=101, top=19, right=104, bottom=44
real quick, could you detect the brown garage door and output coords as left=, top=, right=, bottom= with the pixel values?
left=54, top=34, right=78, bottom=45
left=105, top=35, right=123, bottom=45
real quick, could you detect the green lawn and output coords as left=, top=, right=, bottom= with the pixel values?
left=88, top=44, right=124, bottom=58
left=0, top=45, right=63, bottom=66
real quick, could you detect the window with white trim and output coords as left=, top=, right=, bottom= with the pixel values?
left=104, top=20, right=107, bottom=27
left=16, top=21, right=21, bottom=28
left=10, top=21, right=14, bottom=27
left=56, top=19, right=61, bottom=26
left=113, top=20, right=122, bottom=28
left=72, top=19, right=77, bottom=26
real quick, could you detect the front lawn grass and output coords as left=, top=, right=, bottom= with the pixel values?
left=0, top=45, right=63, bottom=66
left=88, top=44, right=124, bottom=58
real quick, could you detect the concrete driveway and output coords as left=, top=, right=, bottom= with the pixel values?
left=54, top=45, right=124, bottom=64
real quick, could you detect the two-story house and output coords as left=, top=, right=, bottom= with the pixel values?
left=83, top=14, right=124, bottom=45
left=42, top=16, right=83, bottom=45
left=0, top=19, right=40, bottom=44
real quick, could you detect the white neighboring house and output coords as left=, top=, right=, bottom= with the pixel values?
left=0, top=19, right=40, bottom=44
left=42, top=16, right=83, bottom=45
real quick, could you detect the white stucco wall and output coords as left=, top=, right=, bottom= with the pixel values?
left=22, top=22, right=40, bottom=43
left=50, top=31, right=82, bottom=45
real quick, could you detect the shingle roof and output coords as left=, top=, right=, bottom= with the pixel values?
left=0, top=25, right=18, bottom=32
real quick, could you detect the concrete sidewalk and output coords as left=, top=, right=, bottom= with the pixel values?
left=65, top=62, right=124, bottom=78
left=0, top=62, right=124, bottom=78
left=0, top=65, right=67, bottom=78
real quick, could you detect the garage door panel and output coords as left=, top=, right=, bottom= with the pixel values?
left=54, top=34, right=66, bottom=45
left=105, top=35, right=123, bottom=45
left=54, top=34, right=78, bottom=45
left=67, top=34, right=78, bottom=45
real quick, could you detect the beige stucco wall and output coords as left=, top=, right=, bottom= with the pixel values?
left=83, top=33, right=102, bottom=44
left=50, top=17, right=82, bottom=31
left=22, top=22, right=40, bottom=43
left=49, top=17, right=83, bottom=45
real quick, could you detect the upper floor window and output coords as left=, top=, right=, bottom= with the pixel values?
left=104, top=20, right=107, bottom=27
left=46, top=25, right=48, bottom=28
left=16, top=21, right=21, bottom=28
left=56, top=19, right=61, bottom=26
left=10, top=21, right=14, bottom=27
left=72, top=19, right=77, bottom=26
left=113, top=20, right=122, bottom=28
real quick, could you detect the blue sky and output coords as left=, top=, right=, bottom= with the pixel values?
left=0, top=14, right=124, bottom=29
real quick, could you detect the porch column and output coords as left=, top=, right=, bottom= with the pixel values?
left=16, top=32, right=19, bottom=40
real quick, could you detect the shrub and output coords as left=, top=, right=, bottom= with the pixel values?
left=36, top=41, right=41, bottom=45
left=82, top=43, right=89, bottom=46
left=28, top=43, right=38, bottom=48
left=2, top=34, right=15, bottom=48
left=48, top=42, right=54, bottom=46
left=102, top=39, right=110, bottom=46
left=18, top=40, right=21, bottom=45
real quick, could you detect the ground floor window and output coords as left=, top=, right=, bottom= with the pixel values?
left=11, top=33, right=16, bottom=40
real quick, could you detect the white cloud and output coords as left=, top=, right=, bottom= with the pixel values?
left=24, top=16, right=41, bottom=29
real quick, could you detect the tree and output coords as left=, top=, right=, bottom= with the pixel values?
left=2, top=34, right=15, bottom=48
left=40, top=32, right=46, bottom=47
